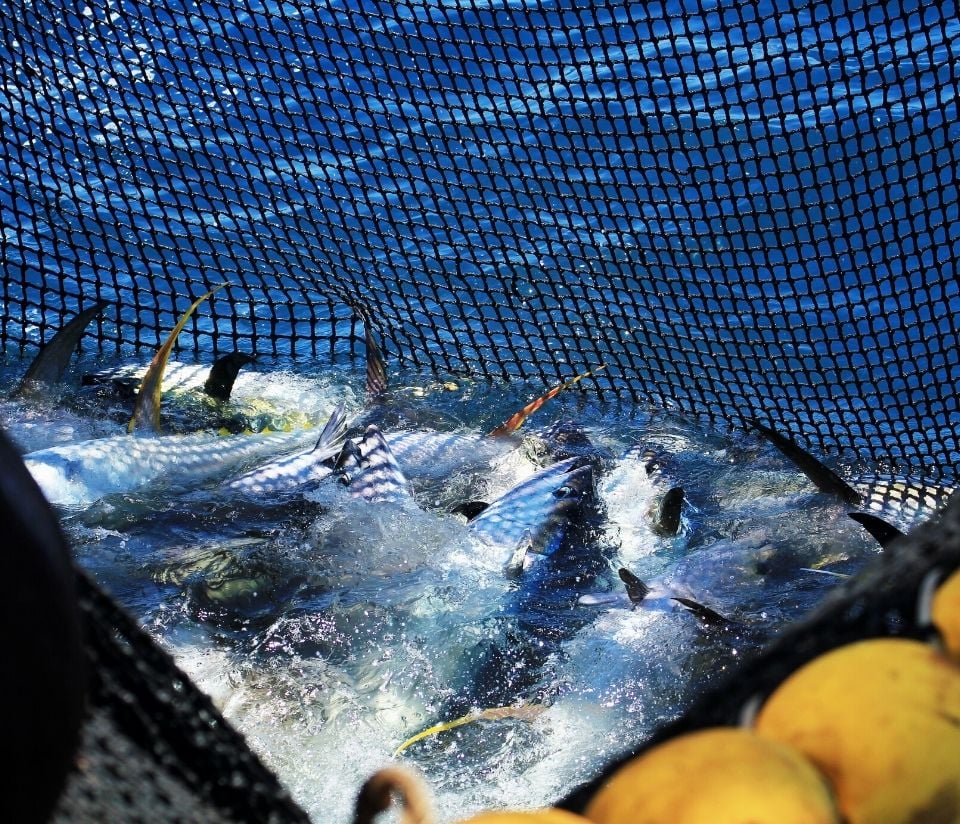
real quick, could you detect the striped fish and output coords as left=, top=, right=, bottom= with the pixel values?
left=750, top=418, right=955, bottom=530
left=853, top=473, right=956, bottom=528
left=383, top=429, right=512, bottom=481
left=338, top=425, right=412, bottom=504
left=221, top=405, right=349, bottom=496
left=25, top=429, right=314, bottom=509
left=469, top=457, right=594, bottom=566
left=83, top=354, right=253, bottom=402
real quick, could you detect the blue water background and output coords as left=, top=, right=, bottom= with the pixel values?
left=1, top=0, right=959, bottom=473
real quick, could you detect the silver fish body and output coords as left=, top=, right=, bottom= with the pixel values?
left=82, top=360, right=213, bottom=396
left=25, top=429, right=313, bottom=508
left=383, top=429, right=512, bottom=480
left=340, top=426, right=413, bottom=504
left=853, top=473, right=956, bottom=528
left=222, top=406, right=349, bottom=496
left=469, top=456, right=594, bottom=562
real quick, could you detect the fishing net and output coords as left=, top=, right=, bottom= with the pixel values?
left=2, top=0, right=957, bottom=477
left=3, top=0, right=960, bottom=818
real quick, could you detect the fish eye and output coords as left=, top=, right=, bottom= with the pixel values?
left=553, top=485, right=574, bottom=498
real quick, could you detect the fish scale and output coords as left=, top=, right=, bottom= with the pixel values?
left=24, top=429, right=314, bottom=509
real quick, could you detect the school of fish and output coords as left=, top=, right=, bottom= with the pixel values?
left=2, top=296, right=955, bottom=822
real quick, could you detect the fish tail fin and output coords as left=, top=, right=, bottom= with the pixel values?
left=747, top=418, right=861, bottom=506
left=128, top=282, right=229, bottom=434
left=670, top=596, right=733, bottom=628
left=848, top=511, right=905, bottom=550
left=488, top=364, right=607, bottom=437
left=617, top=567, right=651, bottom=605
left=365, top=325, right=388, bottom=400
left=202, top=352, right=254, bottom=401
left=312, top=404, right=350, bottom=458
left=343, top=426, right=410, bottom=502
left=14, top=300, right=108, bottom=396
left=653, top=486, right=685, bottom=536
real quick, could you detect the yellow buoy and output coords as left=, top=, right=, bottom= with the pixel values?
left=584, top=727, right=839, bottom=823
left=755, top=637, right=960, bottom=823
left=457, top=812, right=589, bottom=823
left=933, top=567, right=960, bottom=660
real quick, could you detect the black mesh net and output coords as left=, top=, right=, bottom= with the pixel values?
left=3, top=0, right=960, bottom=818
left=3, top=0, right=958, bottom=476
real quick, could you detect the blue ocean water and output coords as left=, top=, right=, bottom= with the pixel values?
left=2, top=0, right=959, bottom=475
left=1, top=3, right=960, bottom=813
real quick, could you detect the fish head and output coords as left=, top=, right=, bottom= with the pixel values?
left=470, top=457, right=594, bottom=560
left=524, top=420, right=611, bottom=467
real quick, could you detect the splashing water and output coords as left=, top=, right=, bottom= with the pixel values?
left=1, top=355, right=892, bottom=821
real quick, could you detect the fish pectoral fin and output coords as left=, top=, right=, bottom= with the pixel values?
left=128, top=281, right=229, bottom=434
left=670, top=596, right=733, bottom=628
left=504, top=534, right=533, bottom=578
left=747, top=418, right=861, bottom=506
left=848, top=511, right=905, bottom=550
left=577, top=592, right=630, bottom=607
left=617, top=567, right=651, bottom=605
left=450, top=500, right=490, bottom=521
left=800, top=567, right=851, bottom=579
left=203, top=351, right=254, bottom=401
left=14, top=300, right=108, bottom=396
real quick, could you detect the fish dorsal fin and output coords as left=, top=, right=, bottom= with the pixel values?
left=311, top=404, right=350, bottom=458
left=365, top=325, right=388, bottom=400
left=671, top=596, right=734, bottom=629
left=848, top=511, right=905, bottom=550
left=618, top=567, right=651, bottom=605
left=450, top=501, right=490, bottom=521
left=488, top=364, right=607, bottom=437
left=14, top=300, right=108, bottom=397
left=748, top=418, right=861, bottom=506
left=653, top=486, right=685, bottom=536
left=203, top=352, right=254, bottom=401
left=128, top=282, right=229, bottom=434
